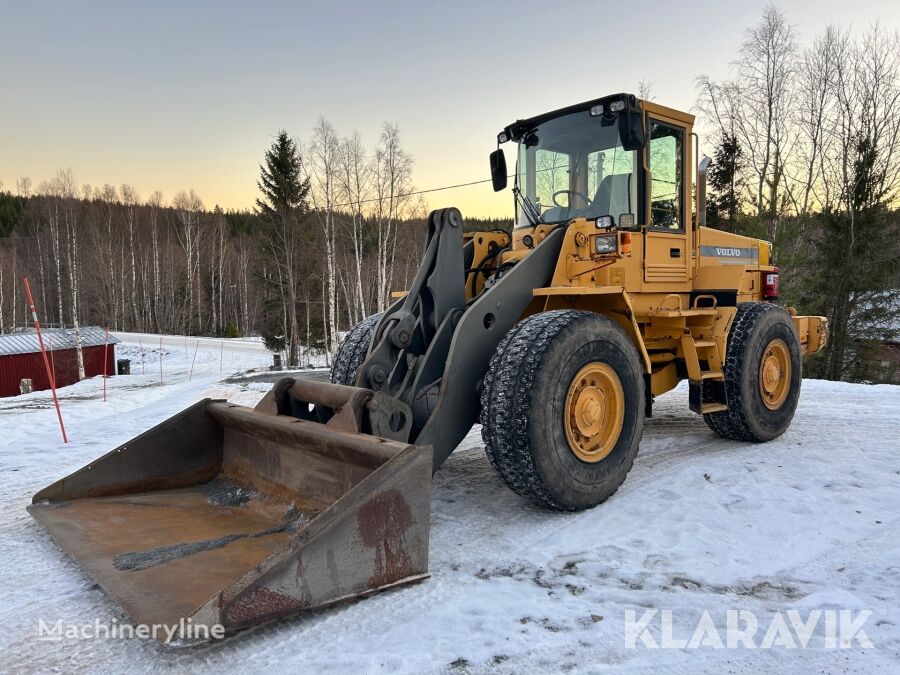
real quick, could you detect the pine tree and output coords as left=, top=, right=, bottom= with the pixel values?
left=707, top=133, right=745, bottom=231
left=256, top=131, right=312, bottom=366
left=0, top=192, right=25, bottom=238
left=813, top=136, right=900, bottom=382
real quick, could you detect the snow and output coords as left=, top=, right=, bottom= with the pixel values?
left=1, top=337, right=899, bottom=673
left=113, top=332, right=330, bottom=370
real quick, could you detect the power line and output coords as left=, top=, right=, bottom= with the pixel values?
left=329, top=152, right=651, bottom=210
left=331, top=176, right=502, bottom=209
left=329, top=163, right=573, bottom=210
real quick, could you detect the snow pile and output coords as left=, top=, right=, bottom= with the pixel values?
left=0, top=339, right=898, bottom=672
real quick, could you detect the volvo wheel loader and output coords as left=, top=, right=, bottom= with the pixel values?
left=29, top=93, right=828, bottom=644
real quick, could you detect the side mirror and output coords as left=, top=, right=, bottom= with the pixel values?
left=619, top=110, right=646, bottom=151
left=490, top=149, right=507, bottom=192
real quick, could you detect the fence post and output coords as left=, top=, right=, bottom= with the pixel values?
left=22, top=277, right=68, bottom=443
left=189, top=340, right=199, bottom=382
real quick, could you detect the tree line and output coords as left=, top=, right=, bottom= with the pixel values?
left=696, top=6, right=900, bottom=383
left=2, top=5, right=897, bottom=381
left=0, top=123, right=509, bottom=367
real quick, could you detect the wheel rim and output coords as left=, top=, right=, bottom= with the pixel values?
left=759, top=338, right=791, bottom=410
left=564, top=362, right=625, bottom=463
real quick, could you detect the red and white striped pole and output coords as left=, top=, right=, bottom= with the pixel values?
left=189, top=340, right=199, bottom=382
left=22, top=277, right=68, bottom=443
left=47, top=331, right=57, bottom=388
left=102, top=326, right=109, bottom=402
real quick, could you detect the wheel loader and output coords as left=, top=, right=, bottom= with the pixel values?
left=29, top=93, right=828, bottom=644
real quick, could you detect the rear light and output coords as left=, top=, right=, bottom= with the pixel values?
left=764, top=268, right=779, bottom=299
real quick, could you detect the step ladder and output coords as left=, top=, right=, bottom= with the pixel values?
left=681, top=331, right=728, bottom=415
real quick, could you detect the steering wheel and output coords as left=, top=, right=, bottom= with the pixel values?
left=552, top=189, right=592, bottom=209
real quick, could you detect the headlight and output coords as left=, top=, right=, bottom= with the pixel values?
left=618, top=213, right=635, bottom=229
left=594, top=234, right=618, bottom=254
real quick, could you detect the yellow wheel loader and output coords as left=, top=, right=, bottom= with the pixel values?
left=29, top=94, right=828, bottom=644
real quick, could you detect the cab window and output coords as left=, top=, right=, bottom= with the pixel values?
left=514, top=109, right=637, bottom=227
left=649, top=121, right=684, bottom=230
left=534, top=148, right=570, bottom=211
left=587, top=146, right=633, bottom=217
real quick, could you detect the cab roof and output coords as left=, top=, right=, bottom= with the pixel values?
left=499, top=94, right=694, bottom=142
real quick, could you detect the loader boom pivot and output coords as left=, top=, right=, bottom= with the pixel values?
left=356, top=207, right=564, bottom=469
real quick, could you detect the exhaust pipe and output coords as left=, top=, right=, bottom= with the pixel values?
left=698, top=155, right=712, bottom=227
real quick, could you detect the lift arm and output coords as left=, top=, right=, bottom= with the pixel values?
left=356, top=208, right=565, bottom=470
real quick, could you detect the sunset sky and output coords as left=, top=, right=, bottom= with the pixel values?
left=2, top=0, right=899, bottom=218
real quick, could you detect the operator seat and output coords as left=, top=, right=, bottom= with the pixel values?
left=593, top=173, right=632, bottom=224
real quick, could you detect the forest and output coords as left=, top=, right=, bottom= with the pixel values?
left=0, top=6, right=898, bottom=381
left=0, top=123, right=509, bottom=367
left=694, top=8, right=900, bottom=382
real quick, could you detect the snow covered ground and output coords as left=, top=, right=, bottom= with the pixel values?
left=1, top=336, right=898, bottom=673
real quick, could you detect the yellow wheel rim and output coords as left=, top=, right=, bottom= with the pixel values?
left=564, top=362, right=625, bottom=463
left=759, top=338, right=791, bottom=410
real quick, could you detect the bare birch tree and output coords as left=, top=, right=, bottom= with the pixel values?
left=791, top=27, right=840, bottom=215
left=121, top=184, right=141, bottom=330
left=172, top=190, right=204, bottom=333
left=147, top=191, right=164, bottom=331
left=308, top=119, right=340, bottom=355
left=734, top=4, right=798, bottom=223
left=336, top=131, right=371, bottom=322
left=372, top=123, right=413, bottom=311
left=17, top=177, right=31, bottom=198
left=44, top=169, right=86, bottom=377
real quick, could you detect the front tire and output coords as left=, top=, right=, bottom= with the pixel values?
left=330, top=313, right=382, bottom=386
left=481, top=310, right=645, bottom=511
left=704, top=302, right=801, bottom=442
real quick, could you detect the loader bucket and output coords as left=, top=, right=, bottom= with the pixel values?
left=28, top=378, right=432, bottom=645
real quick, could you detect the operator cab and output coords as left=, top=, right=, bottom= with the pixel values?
left=516, top=109, right=638, bottom=227
left=492, top=93, right=687, bottom=233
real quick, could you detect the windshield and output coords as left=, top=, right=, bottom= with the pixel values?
left=515, top=110, right=637, bottom=228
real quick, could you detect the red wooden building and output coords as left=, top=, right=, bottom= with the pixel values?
left=0, top=327, right=119, bottom=397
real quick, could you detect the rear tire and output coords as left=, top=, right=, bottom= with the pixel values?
left=481, top=310, right=645, bottom=511
left=330, top=313, right=382, bottom=386
left=704, top=302, right=801, bottom=442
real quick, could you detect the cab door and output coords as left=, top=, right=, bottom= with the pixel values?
left=643, top=117, right=690, bottom=285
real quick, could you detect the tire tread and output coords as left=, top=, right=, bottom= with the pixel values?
left=703, top=302, right=794, bottom=441
left=481, top=310, right=641, bottom=511
left=330, top=313, right=382, bottom=386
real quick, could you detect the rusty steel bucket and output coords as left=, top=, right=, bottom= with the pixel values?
left=28, top=378, right=432, bottom=645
